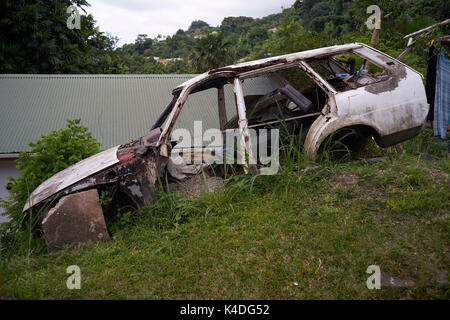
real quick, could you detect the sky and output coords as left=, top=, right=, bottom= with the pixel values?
left=85, top=0, right=297, bottom=46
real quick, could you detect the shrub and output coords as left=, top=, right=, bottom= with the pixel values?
left=0, top=119, right=101, bottom=257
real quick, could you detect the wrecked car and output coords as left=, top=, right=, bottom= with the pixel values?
left=23, top=43, right=428, bottom=245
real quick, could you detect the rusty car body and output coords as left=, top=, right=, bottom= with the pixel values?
left=23, top=43, right=428, bottom=216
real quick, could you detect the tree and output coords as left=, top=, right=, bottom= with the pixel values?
left=310, top=2, right=332, bottom=18
left=220, top=16, right=254, bottom=36
left=293, top=0, right=322, bottom=18
left=246, top=26, right=270, bottom=48
left=188, top=20, right=210, bottom=32
left=190, top=32, right=234, bottom=73
left=0, top=0, right=124, bottom=73
left=135, top=34, right=153, bottom=55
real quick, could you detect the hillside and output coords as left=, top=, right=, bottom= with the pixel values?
left=2, top=1, right=448, bottom=75
left=114, top=0, right=450, bottom=74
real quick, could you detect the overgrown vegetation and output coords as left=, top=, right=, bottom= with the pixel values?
left=0, top=119, right=101, bottom=257
left=0, top=128, right=448, bottom=299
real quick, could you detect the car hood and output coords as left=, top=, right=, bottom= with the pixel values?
left=23, top=145, right=120, bottom=212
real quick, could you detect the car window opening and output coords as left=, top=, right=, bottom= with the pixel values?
left=307, top=53, right=389, bottom=92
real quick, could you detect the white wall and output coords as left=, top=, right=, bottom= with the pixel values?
left=0, top=160, right=21, bottom=223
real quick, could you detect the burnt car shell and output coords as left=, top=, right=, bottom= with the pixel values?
left=23, top=43, right=429, bottom=215
left=23, top=128, right=163, bottom=213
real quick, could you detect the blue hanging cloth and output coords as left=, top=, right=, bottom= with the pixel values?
left=434, top=51, right=450, bottom=139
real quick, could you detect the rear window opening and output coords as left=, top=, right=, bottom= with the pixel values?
left=307, top=53, right=389, bottom=92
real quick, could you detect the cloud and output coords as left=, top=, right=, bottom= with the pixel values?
left=86, top=0, right=296, bottom=45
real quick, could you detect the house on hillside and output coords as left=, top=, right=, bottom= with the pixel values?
left=0, top=73, right=279, bottom=222
left=193, top=34, right=205, bottom=39
left=154, top=57, right=183, bottom=65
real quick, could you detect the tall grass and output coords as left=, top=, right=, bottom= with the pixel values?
left=402, top=128, right=448, bottom=158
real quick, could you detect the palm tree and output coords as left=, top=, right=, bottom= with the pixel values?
left=191, top=32, right=234, bottom=73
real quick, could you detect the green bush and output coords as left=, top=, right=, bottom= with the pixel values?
left=0, top=119, right=101, bottom=257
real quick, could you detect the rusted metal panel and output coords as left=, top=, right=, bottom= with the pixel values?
left=212, top=44, right=363, bottom=75
left=238, top=62, right=299, bottom=79
left=212, top=58, right=288, bottom=73
left=23, top=146, right=120, bottom=212
left=119, top=161, right=157, bottom=209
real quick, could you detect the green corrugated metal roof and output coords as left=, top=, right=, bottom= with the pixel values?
left=0, top=74, right=279, bottom=153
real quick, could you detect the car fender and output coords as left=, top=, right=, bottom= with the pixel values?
left=304, top=115, right=382, bottom=160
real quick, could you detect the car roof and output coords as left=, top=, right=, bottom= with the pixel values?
left=173, top=43, right=364, bottom=93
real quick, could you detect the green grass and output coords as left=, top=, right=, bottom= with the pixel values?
left=0, top=132, right=449, bottom=299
